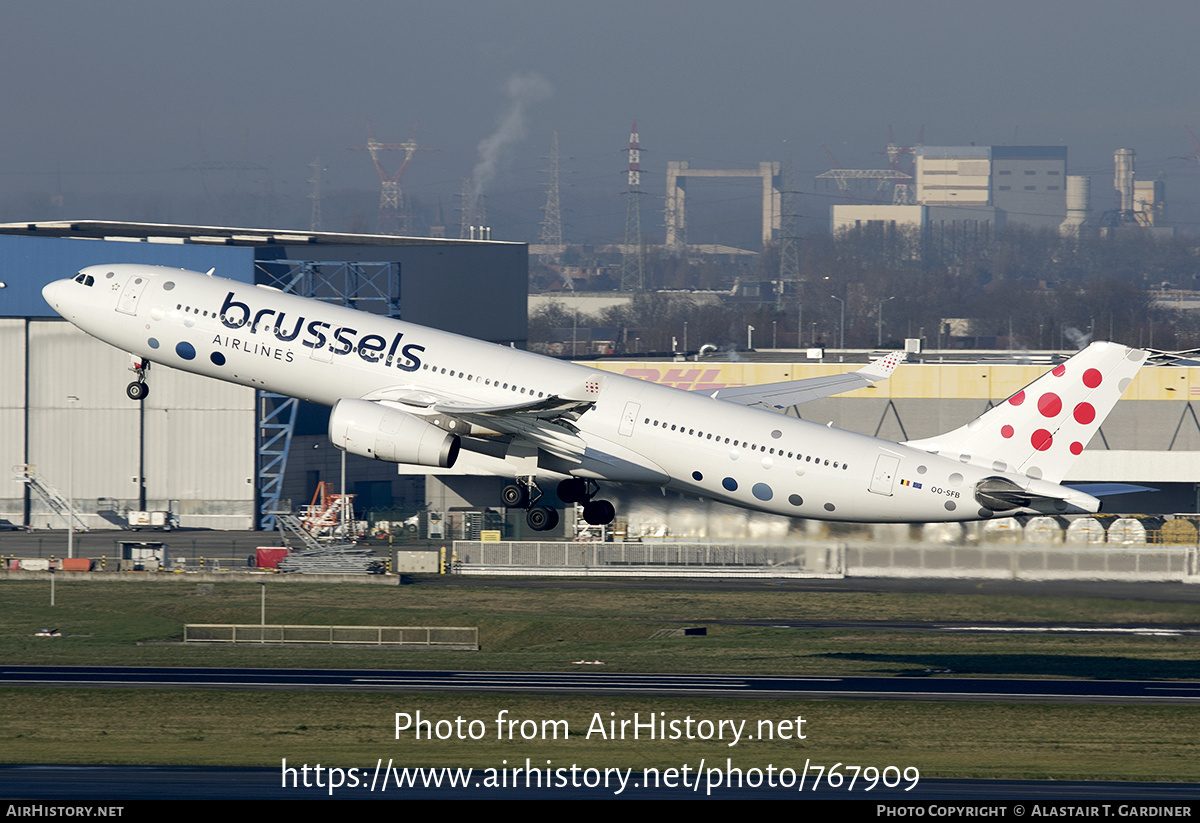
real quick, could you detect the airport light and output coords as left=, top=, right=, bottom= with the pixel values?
left=877, top=296, right=896, bottom=347
left=67, top=395, right=78, bottom=559
left=830, top=295, right=845, bottom=350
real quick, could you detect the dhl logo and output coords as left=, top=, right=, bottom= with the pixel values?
left=619, top=367, right=744, bottom=392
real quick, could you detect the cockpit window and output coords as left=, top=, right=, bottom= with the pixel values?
left=72, top=274, right=95, bottom=286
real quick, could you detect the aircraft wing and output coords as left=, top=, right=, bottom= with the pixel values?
left=705, top=350, right=905, bottom=410
left=362, top=382, right=598, bottom=464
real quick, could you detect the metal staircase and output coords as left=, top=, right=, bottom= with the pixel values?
left=13, top=464, right=89, bottom=531
left=270, top=511, right=323, bottom=551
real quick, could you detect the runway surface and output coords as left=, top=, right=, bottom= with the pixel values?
left=5, top=665, right=1200, bottom=704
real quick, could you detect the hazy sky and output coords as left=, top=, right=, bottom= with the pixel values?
left=4, top=0, right=1200, bottom=239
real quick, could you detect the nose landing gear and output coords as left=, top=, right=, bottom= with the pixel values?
left=126, top=357, right=150, bottom=401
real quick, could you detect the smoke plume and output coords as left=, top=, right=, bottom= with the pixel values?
left=469, top=72, right=552, bottom=216
left=1062, top=326, right=1092, bottom=349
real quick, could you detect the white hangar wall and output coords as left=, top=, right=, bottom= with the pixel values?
left=8, top=320, right=256, bottom=530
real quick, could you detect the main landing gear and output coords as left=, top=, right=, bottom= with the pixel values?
left=501, top=477, right=560, bottom=532
left=557, top=478, right=616, bottom=527
left=501, top=477, right=616, bottom=533
left=126, top=357, right=150, bottom=401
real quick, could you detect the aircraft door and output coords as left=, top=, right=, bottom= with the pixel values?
left=116, top=275, right=147, bottom=316
left=618, top=401, right=641, bottom=436
left=869, top=452, right=900, bottom=496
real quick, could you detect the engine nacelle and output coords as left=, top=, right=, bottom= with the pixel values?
left=329, top=399, right=460, bottom=468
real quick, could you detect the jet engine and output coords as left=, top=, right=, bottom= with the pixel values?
left=329, top=399, right=460, bottom=468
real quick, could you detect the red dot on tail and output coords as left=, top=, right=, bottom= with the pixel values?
left=1001, top=424, right=1014, bottom=439
left=1031, top=429, right=1053, bottom=451
left=1052, top=364, right=1066, bottom=377
left=1009, top=390, right=1025, bottom=406
left=1038, top=392, right=1062, bottom=417
left=1073, top=402, right=1095, bottom=424
left=1082, top=368, right=1102, bottom=388
left=1070, top=442, right=1083, bottom=455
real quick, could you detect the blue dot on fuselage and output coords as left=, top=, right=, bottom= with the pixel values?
left=722, top=477, right=738, bottom=492
left=210, top=351, right=226, bottom=366
left=175, top=341, right=196, bottom=360
left=148, top=338, right=159, bottom=349
left=752, top=483, right=773, bottom=501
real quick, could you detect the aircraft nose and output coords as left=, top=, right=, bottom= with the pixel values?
left=41, top=280, right=62, bottom=309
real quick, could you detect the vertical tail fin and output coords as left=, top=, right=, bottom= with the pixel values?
left=904, top=342, right=1147, bottom=483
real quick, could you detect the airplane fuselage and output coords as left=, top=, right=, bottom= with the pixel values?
left=43, top=264, right=1106, bottom=523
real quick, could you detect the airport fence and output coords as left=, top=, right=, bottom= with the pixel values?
left=847, top=543, right=1199, bottom=581
left=451, top=540, right=1200, bottom=582
left=184, top=624, right=478, bottom=648
left=450, top=540, right=841, bottom=578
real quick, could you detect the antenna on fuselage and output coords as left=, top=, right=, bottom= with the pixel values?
left=205, top=268, right=216, bottom=277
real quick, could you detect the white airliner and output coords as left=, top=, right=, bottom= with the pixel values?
left=43, top=264, right=1148, bottom=531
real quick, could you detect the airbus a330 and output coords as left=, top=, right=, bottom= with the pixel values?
left=42, top=264, right=1147, bottom=531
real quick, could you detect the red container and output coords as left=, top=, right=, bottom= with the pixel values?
left=255, top=548, right=289, bottom=569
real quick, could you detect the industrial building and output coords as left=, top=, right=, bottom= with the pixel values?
left=0, top=221, right=526, bottom=531
left=831, top=145, right=1169, bottom=239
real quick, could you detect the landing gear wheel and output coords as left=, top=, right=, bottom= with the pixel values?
left=526, top=506, right=560, bottom=532
left=501, top=483, right=528, bottom=508
left=582, top=499, right=616, bottom=526
left=126, top=381, right=148, bottom=401
left=556, top=478, right=589, bottom=504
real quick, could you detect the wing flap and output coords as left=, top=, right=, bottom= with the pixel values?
left=433, top=395, right=594, bottom=419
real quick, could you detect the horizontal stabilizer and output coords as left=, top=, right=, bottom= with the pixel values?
left=975, top=475, right=1102, bottom=515
left=1064, top=483, right=1157, bottom=497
